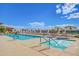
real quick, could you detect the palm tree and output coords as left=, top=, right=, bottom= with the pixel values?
left=54, top=26, right=62, bottom=34
left=50, top=27, right=59, bottom=34
left=64, top=25, right=77, bottom=34
left=0, top=26, right=6, bottom=33
left=64, top=26, right=77, bottom=30
left=0, top=23, right=6, bottom=33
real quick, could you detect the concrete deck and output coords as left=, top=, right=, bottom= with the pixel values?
left=0, top=36, right=79, bottom=56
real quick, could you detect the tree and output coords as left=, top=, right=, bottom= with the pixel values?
left=49, top=29, right=58, bottom=33
left=0, top=25, right=6, bottom=33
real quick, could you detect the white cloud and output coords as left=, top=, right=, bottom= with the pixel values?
left=67, top=12, right=79, bottom=19
left=56, top=3, right=79, bottom=19
left=4, top=22, right=53, bottom=30
left=64, top=15, right=68, bottom=18
left=5, top=24, right=27, bottom=29
left=47, top=26, right=53, bottom=29
left=29, top=22, right=45, bottom=27
left=28, top=22, right=46, bottom=29
left=62, top=3, right=78, bottom=14
left=56, top=4, right=62, bottom=14
left=28, top=22, right=53, bottom=30
left=56, top=8, right=61, bottom=14
left=56, top=24, right=75, bottom=28
left=56, top=4, right=61, bottom=8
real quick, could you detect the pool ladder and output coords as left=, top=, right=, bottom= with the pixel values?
left=30, top=37, right=60, bottom=53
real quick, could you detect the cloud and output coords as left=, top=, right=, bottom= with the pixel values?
left=46, top=26, right=53, bottom=29
left=67, top=12, right=79, bottom=19
left=56, top=8, right=61, bottom=14
left=56, top=3, right=79, bottom=19
left=62, top=3, right=78, bottom=14
left=56, top=4, right=62, bottom=14
left=29, top=22, right=45, bottom=27
left=4, top=22, right=53, bottom=30
left=28, top=22, right=45, bottom=29
left=56, top=4, right=61, bottom=8
left=5, top=24, right=27, bottom=29
left=56, top=24, right=75, bottom=28
left=28, top=22, right=53, bottom=30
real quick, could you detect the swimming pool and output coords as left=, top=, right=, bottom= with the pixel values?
left=5, top=34, right=41, bottom=40
left=5, top=34, right=75, bottom=50
left=42, top=38, right=75, bottom=50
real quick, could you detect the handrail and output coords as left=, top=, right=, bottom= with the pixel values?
left=40, top=36, right=60, bottom=48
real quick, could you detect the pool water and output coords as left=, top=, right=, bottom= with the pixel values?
left=5, top=34, right=75, bottom=50
left=5, top=34, right=41, bottom=40
left=42, top=39, right=75, bottom=50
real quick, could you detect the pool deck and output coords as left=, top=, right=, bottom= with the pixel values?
left=0, top=36, right=79, bottom=56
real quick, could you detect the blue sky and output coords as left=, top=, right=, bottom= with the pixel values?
left=0, top=3, right=79, bottom=29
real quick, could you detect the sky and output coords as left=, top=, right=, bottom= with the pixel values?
left=0, top=3, right=79, bottom=29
